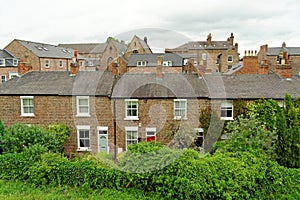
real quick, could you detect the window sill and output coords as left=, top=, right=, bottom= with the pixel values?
left=76, top=114, right=91, bottom=118
left=124, top=117, right=139, bottom=121
left=21, top=114, right=35, bottom=117
left=174, top=117, right=188, bottom=120
left=220, top=117, right=233, bottom=121
left=77, top=148, right=91, bottom=152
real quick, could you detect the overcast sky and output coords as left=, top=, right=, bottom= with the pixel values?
left=1, top=0, right=300, bottom=55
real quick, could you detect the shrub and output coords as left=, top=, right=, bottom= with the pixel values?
left=0, top=123, right=63, bottom=153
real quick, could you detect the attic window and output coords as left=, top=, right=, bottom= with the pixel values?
left=67, top=50, right=72, bottom=53
left=163, top=61, right=172, bottom=66
left=36, top=46, right=43, bottom=50
left=43, top=47, right=48, bottom=51
left=133, top=50, right=138, bottom=54
left=137, top=61, right=147, bottom=66
left=227, top=55, right=233, bottom=62
left=62, top=49, right=67, bottom=53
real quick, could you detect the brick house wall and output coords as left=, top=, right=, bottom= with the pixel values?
left=101, top=41, right=123, bottom=70
left=0, top=67, right=18, bottom=84
left=5, top=40, right=40, bottom=71
left=113, top=98, right=209, bottom=151
left=5, top=40, right=85, bottom=72
left=127, top=66, right=183, bottom=74
left=0, top=95, right=114, bottom=155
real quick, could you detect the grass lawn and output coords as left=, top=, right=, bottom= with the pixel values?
left=0, top=180, right=158, bottom=200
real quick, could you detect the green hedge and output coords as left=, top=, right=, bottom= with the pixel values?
left=0, top=144, right=299, bottom=199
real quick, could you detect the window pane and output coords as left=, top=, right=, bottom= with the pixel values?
left=79, top=106, right=88, bottom=113
left=79, top=99, right=88, bottom=106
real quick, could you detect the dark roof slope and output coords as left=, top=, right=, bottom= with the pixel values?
left=15, top=39, right=85, bottom=59
left=204, top=72, right=300, bottom=99
left=58, top=43, right=107, bottom=54
left=112, top=73, right=208, bottom=98
left=267, top=47, right=300, bottom=56
left=127, top=53, right=183, bottom=67
left=0, top=71, right=114, bottom=96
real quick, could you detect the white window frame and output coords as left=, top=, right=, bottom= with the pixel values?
left=45, top=60, right=50, bottom=68
left=77, top=125, right=90, bottom=151
left=174, top=99, right=187, bottom=120
left=76, top=96, right=90, bottom=117
left=20, top=96, right=34, bottom=117
left=97, top=126, right=109, bottom=153
left=220, top=102, right=233, bottom=120
left=137, top=61, right=147, bottom=66
left=9, top=72, right=19, bottom=79
left=0, top=58, right=5, bottom=66
left=125, top=99, right=138, bottom=120
left=1, top=75, right=6, bottom=83
left=125, top=126, right=138, bottom=151
left=13, top=59, right=18, bottom=66
left=202, top=53, right=207, bottom=61
left=227, top=55, right=233, bottom=62
left=146, top=128, right=156, bottom=142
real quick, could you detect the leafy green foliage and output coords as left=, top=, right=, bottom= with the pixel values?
left=214, top=115, right=277, bottom=155
left=46, top=124, right=70, bottom=151
left=0, top=123, right=60, bottom=153
left=275, top=94, right=300, bottom=168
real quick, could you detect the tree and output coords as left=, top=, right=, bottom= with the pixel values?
left=275, top=94, right=300, bottom=168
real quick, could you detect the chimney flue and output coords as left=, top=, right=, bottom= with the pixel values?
left=70, top=48, right=79, bottom=76
left=156, top=56, right=162, bottom=79
left=207, top=33, right=212, bottom=46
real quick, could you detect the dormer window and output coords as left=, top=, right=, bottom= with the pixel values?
left=163, top=61, right=172, bottom=66
left=137, top=61, right=147, bottom=66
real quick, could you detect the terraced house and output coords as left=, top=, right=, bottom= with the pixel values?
left=1, top=38, right=300, bottom=155
left=4, top=39, right=86, bottom=71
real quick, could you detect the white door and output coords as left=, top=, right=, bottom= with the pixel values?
left=98, top=128, right=108, bottom=153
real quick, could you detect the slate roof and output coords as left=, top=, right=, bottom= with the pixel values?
left=111, top=41, right=127, bottom=54
left=0, top=49, right=18, bottom=67
left=0, top=71, right=114, bottom=96
left=58, top=43, right=107, bottom=54
left=0, top=49, right=15, bottom=58
left=112, top=73, right=208, bottom=98
left=204, top=72, right=300, bottom=99
left=127, top=53, right=183, bottom=67
left=267, top=47, right=300, bottom=56
left=15, top=39, right=85, bottom=59
left=136, top=35, right=152, bottom=54
left=1, top=69, right=299, bottom=100
left=170, top=40, right=234, bottom=51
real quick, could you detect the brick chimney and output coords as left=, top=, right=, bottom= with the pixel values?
left=18, top=55, right=32, bottom=75
left=229, top=33, right=234, bottom=45
left=156, top=55, right=162, bottom=79
left=275, top=48, right=291, bottom=79
left=70, top=48, right=79, bottom=76
left=234, top=43, right=238, bottom=52
left=282, top=42, right=286, bottom=48
left=207, top=33, right=212, bottom=46
left=111, top=62, right=119, bottom=76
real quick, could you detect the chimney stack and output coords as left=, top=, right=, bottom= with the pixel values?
left=18, top=56, right=32, bottom=75
left=156, top=56, right=162, bottom=79
left=229, top=33, right=234, bottom=45
left=282, top=42, right=286, bottom=48
left=70, top=48, right=79, bottom=76
left=207, top=33, right=212, bottom=46
left=144, top=36, right=148, bottom=44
